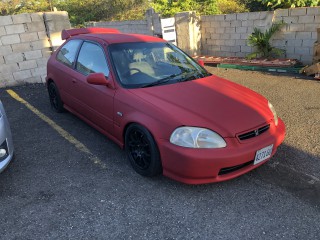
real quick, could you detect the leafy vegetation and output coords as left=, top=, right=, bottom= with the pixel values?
left=216, top=0, right=247, bottom=14
left=150, top=0, right=248, bottom=17
left=0, top=0, right=150, bottom=26
left=258, top=0, right=320, bottom=9
left=238, top=0, right=267, bottom=12
left=0, top=0, right=53, bottom=15
left=247, top=21, right=285, bottom=59
left=55, top=0, right=149, bottom=26
left=1, top=0, right=249, bottom=25
left=1, top=0, right=320, bottom=26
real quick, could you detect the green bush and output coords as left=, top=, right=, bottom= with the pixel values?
left=247, top=22, right=286, bottom=59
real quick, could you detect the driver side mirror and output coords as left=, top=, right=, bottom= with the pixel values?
left=198, top=59, right=205, bottom=67
left=87, top=73, right=112, bottom=88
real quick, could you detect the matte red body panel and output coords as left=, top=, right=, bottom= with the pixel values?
left=127, top=75, right=272, bottom=138
left=160, top=119, right=285, bottom=184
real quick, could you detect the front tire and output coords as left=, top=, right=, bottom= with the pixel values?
left=125, top=124, right=162, bottom=177
left=48, top=82, right=64, bottom=113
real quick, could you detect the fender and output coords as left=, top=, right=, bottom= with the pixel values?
left=113, top=105, right=177, bottom=149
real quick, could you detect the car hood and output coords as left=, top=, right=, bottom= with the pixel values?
left=128, top=75, right=273, bottom=137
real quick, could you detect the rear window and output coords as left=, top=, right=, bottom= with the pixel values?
left=56, top=39, right=82, bottom=68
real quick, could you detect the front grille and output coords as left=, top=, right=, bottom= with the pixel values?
left=238, top=124, right=270, bottom=141
left=218, top=160, right=254, bottom=175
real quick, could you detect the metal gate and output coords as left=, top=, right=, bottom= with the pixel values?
left=160, top=17, right=177, bottom=45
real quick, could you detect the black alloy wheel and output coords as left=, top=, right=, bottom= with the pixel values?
left=125, top=124, right=162, bottom=177
left=48, top=82, right=64, bottom=113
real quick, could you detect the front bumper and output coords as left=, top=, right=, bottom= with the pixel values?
left=159, top=118, right=285, bottom=184
left=0, top=103, right=14, bottom=173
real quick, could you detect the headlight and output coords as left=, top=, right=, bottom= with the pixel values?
left=170, top=127, right=226, bottom=148
left=268, top=101, right=278, bottom=126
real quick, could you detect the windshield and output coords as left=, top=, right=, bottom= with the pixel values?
left=109, top=42, right=211, bottom=88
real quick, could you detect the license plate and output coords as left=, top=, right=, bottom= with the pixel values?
left=254, top=144, right=273, bottom=165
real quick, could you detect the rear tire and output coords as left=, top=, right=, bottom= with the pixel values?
left=125, top=124, right=162, bottom=177
left=48, top=82, right=64, bottom=113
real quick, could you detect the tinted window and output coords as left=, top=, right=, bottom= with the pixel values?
left=76, top=42, right=110, bottom=76
left=56, top=40, right=82, bottom=68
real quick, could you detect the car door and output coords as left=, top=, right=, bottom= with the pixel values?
left=71, top=41, right=115, bottom=135
left=54, top=39, right=82, bottom=109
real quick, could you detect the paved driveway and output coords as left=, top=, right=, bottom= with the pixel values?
left=0, top=68, right=319, bottom=239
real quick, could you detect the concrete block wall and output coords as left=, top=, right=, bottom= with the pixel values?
left=175, top=12, right=201, bottom=56
left=86, top=8, right=162, bottom=36
left=272, top=7, right=320, bottom=64
left=44, top=11, right=71, bottom=50
left=0, top=11, right=70, bottom=87
left=1, top=7, right=318, bottom=87
left=200, top=7, right=320, bottom=64
left=88, top=20, right=150, bottom=35
left=201, top=11, right=276, bottom=58
left=152, top=13, right=162, bottom=36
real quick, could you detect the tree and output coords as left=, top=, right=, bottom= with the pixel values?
left=0, top=0, right=53, bottom=15
left=259, top=0, right=320, bottom=9
left=0, top=0, right=249, bottom=26
left=55, top=0, right=149, bottom=26
left=151, top=0, right=202, bottom=17
left=151, top=0, right=248, bottom=17
left=216, top=0, right=247, bottom=14
left=0, top=0, right=149, bottom=26
left=238, top=0, right=267, bottom=12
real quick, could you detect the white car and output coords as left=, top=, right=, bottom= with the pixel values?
left=0, top=101, right=14, bottom=172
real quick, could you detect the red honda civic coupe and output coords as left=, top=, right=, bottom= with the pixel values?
left=46, top=28, right=285, bottom=184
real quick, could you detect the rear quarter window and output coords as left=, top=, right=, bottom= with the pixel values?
left=56, top=39, right=82, bottom=68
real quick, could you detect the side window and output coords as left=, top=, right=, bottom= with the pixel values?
left=76, top=42, right=110, bottom=77
left=56, top=40, right=82, bottom=68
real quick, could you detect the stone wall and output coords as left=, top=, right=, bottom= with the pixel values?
left=175, top=12, right=201, bottom=56
left=88, top=19, right=150, bottom=35
left=44, top=12, right=71, bottom=50
left=273, top=7, right=319, bottom=63
left=86, top=9, right=162, bottom=36
left=1, top=7, right=319, bottom=87
left=200, top=7, right=320, bottom=64
left=90, top=7, right=319, bottom=64
left=0, top=11, right=70, bottom=87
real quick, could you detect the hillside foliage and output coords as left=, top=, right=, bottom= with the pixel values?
left=259, top=0, right=319, bottom=9
left=1, top=0, right=319, bottom=26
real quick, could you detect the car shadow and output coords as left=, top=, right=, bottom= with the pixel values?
left=158, top=143, right=320, bottom=209
left=1, top=84, right=319, bottom=210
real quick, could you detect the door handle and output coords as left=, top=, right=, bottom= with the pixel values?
left=72, top=78, right=77, bottom=83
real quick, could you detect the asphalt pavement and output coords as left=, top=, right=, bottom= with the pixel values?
left=0, top=68, right=319, bottom=239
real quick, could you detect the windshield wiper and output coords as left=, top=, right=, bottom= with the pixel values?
left=178, top=75, right=197, bottom=82
left=140, top=73, right=183, bottom=88
left=178, top=71, right=205, bottom=82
